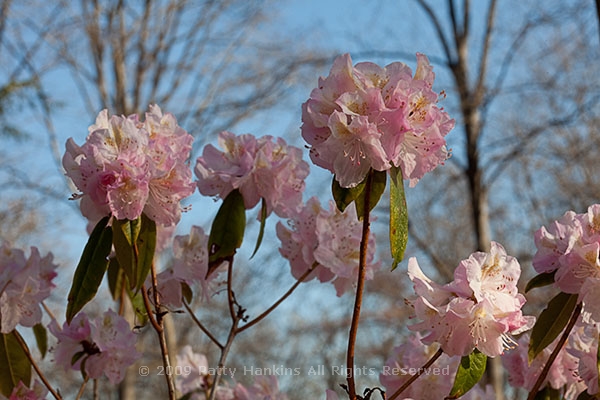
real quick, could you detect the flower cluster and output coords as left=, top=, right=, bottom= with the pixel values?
left=195, top=131, right=310, bottom=218
left=379, top=334, right=494, bottom=400
left=502, top=332, right=584, bottom=398
left=175, top=345, right=234, bottom=400
left=277, top=197, right=380, bottom=296
left=301, top=53, right=454, bottom=188
left=407, top=242, right=534, bottom=357
left=63, top=105, right=196, bottom=226
left=0, top=243, right=57, bottom=334
left=533, top=204, right=600, bottom=322
left=379, top=333, right=459, bottom=399
left=156, top=225, right=227, bottom=307
left=174, top=346, right=286, bottom=400
left=49, top=310, right=141, bottom=384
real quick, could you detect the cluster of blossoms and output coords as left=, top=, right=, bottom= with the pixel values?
left=156, top=225, right=227, bottom=307
left=49, top=309, right=141, bottom=384
left=0, top=243, right=57, bottom=333
left=175, top=346, right=287, bottom=400
left=379, top=333, right=494, bottom=400
left=195, top=131, right=310, bottom=218
left=63, top=105, right=196, bottom=226
left=502, top=331, right=585, bottom=398
left=407, top=242, right=534, bottom=357
left=533, top=204, right=600, bottom=322
left=277, top=197, right=380, bottom=296
left=301, top=53, right=454, bottom=188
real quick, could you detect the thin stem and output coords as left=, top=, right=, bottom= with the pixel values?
left=93, top=379, right=98, bottom=400
left=148, top=259, right=177, bottom=400
left=41, top=301, right=57, bottom=322
left=226, top=258, right=236, bottom=321
left=208, top=314, right=240, bottom=400
left=141, top=283, right=161, bottom=332
left=527, top=303, right=582, bottom=400
left=12, top=330, right=62, bottom=400
left=74, top=376, right=89, bottom=400
left=387, top=348, right=444, bottom=400
left=346, top=170, right=374, bottom=400
left=183, top=300, right=224, bottom=349
left=208, top=257, right=243, bottom=400
left=237, top=263, right=319, bottom=334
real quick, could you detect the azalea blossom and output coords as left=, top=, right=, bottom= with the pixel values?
left=174, top=345, right=234, bottom=400
left=407, top=242, right=534, bottom=357
left=63, top=105, right=195, bottom=226
left=156, top=225, right=227, bottom=307
left=379, top=333, right=458, bottom=399
left=277, top=198, right=380, bottom=296
left=0, top=243, right=57, bottom=333
left=195, top=132, right=309, bottom=218
left=301, top=53, right=454, bottom=188
left=49, top=310, right=141, bottom=384
left=502, top=333, right=583, bottom=397
left=533, top=204, right=600, bottom=322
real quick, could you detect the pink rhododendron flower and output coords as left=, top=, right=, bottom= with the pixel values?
left=63, top=105, right=195, bottom=226
left=156, top=225, right=227, bottom=307
left=0, top=243, right=57, bottom=333
left=49, top=310, right=140, bottom=384
left=234, top=376, right=287, bottom=400
left=503, top=332, right=585, bottom=398
left=277, top=198, right=379, bottom=296
left=195, top=132, right=309, bottom=218
left=379, top=333, right=458, bottom=399
left=174, top=345, right=234, bottom=400
left=407, top=242, right=534, bottom=357
left=533, top=204, right=600, bottom=323
left=302, top=53, right=454, bottom=188
left=0, top=380, right=48, bottom=400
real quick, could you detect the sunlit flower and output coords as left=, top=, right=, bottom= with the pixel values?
left=63, top=105, right=195, bottom=226
left=277, top=198, right=379, bottom=296
left=49, top=310, right=140, bottom=384
left=0, top=243, right=57, bottom=333
left=195, top=132, right=309, bottom=218
left=302, top=53, right=454, bottom=188
left=407, top=242, right=534, bottom=357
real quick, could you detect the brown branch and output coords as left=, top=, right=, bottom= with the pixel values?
left=12, top=330, right=62, bottom=400
left=346, top=170, right=374, bottom=400
left=527, top=303, right=582, bottom=400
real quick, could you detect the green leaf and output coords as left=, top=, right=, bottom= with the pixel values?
left=331, top=175, right=366, bottom=213
left=107, top=257, right=123, bottom=301
left=354, top=170, right=387, bottom=220
left=525, top=271, right=556, bottom=293
left=207, top=189, right=246, bottom=276
left=533, top=386, right=562, bottom=400
left=0, top=332, right=31, bottom=396
left=446, top=350, right=487, bottom=399
left=112, top=215, right=156, bottom=292
left=66, top=216, right=113, bottom=323
left=134, top=214, right=156, bottom=292
left=389, top=166, right=409, bottom=271
left=32, top=324, right=47, bottom=359
left=181, top=282, right=193, bottom=304
left=112, top=217, right=141, bottom=284
left=250, top=198, right=268, bottom=259
left=528, top=292, right=579, bottom=363
left=126, top=285, right=149, bottom=327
